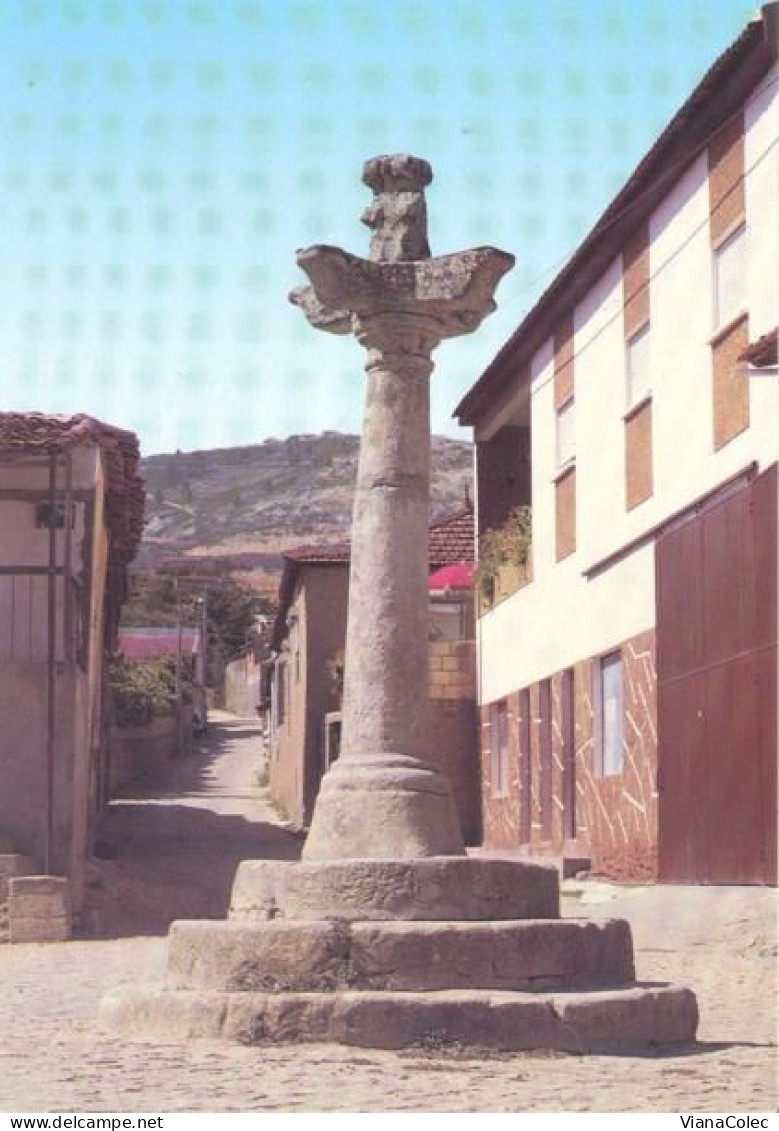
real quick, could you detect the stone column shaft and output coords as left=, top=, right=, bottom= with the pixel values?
left=341, top=324, right=432, bottom=761
left=302, top=314, right=465, bottom=860
left=291, top=153, right=514, bottom=862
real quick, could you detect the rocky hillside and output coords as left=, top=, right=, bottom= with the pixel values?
left=137, top=432, right=472, bottom=592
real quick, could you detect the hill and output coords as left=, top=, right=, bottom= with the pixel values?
left=137, top=432, right=473, bottom=595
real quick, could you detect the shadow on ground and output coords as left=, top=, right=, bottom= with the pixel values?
left=85, top=714, right=304, bottom=939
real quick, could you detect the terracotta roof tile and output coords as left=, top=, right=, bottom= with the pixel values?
left=0, top=411, right=145, bottom=583
left=739, top=329, right=778, bottom=367
left=272, top=504, right=475, bottom=650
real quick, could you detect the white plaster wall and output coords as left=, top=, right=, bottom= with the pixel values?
left=477, top=78, right=778, bottom=703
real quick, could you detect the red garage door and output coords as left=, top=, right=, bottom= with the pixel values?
left=656, top=464, right=777, bottom=885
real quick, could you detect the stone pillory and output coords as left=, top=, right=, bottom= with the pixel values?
left=290, top=153, right=514, bottom=861
left=102, top=157, right=698, bottom=1054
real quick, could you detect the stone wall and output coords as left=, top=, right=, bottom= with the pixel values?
left=480, top=628, right=658, bottom=880
left=108, top=710, right=193, bottom=794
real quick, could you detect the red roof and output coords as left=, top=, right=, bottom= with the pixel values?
left=272, top=503, right=475, bottom=649
left=739, top=329, right=778, bottom=367
left=428, top=505, right=475, bottom=568
left=282, top=504, right=475, bottom=570
left=428, top=562, right=474, bottom=590
left=0, top=412, right=145, bottom=578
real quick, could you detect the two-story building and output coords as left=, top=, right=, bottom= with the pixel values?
left=456, top=5, right=777, bottom=884
left=0, top=413, right=144, bottom=920
left=266, top=504, right=481, bottom=841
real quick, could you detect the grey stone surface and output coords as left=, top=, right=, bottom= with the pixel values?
left=167, top=916, right=634, bottom=994
left=168, top=920, right=348, bottom=992
left=229, top=857, right=560, bottom=922
left=100, top=983, right=698, bottom=1052
left=290, top=154, right=513, bottom=861
left=9, top=874, right=71, bottom=917
left=0, top=853, right=36, bottom=899
left=9, top=915, right=71, bottom=943
left=347, top=918, right=635, bottom=991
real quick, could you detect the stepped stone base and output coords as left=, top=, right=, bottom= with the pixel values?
left=230, top=856, right=559, bottom=922
left=168, top=917, right=635, bottom=993
left=102, top=855, right=698, bottom=1052
left=101, top=983, right=698, bottom=1053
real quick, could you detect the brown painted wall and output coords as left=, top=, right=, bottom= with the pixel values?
left=553, top=313, right=574, bottom=408
left=708, top=112, right=745, bottom=244
left=712, top=313, right=750, bottom=450
left=479, top=628, right=658, bottom=881
left=623, top=225, right=650, bottom=339
left=625, top=399, right=654, bottom=509
left=555, top=466, right=576, bottom=560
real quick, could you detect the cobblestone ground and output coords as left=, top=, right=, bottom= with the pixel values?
left=0, top=715, right=775, bottom=1113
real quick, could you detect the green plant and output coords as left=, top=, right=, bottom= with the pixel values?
left=474, top=504, right=532, bottom=600
left=108, top=654, right=193, bottom=728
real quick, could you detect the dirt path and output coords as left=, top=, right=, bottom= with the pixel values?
left=0, top=714, right=775, bottom=1112
left=88, top=711, right=302, bottom=937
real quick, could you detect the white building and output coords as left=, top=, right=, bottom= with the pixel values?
left=456, top=4, right=778, bottom=884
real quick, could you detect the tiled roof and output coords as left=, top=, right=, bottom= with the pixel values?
left=272, top=504, right=475, bottom=650
left=739, top=329, right=778, bottom=367
left=428, top=505, right=475, bottom=568
left=281, top=504, right=474, bottom=570
left=455, top=6, right=777, bottom=425
left=283, top=541, right=351, bottom=564
left=0, top=411, right=145, bottom=584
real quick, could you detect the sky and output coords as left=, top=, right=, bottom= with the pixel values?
left=0, top=0, right=758, bottom=455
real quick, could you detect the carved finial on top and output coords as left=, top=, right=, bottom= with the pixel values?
left=361, top=154, right=432, bottom=263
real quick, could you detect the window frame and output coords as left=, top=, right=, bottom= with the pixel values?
left=625, top=320, right=651, bottom=409
left=489, top=698, right=510, bottom=800
left=711, top=221, right=747, bottom=334
left=592, top=650, right=624, bottom=778
left=555, top=396, right=576, bottom=472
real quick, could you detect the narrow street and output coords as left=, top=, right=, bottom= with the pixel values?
left=0, top=712, right=775, bottom=1112
left=89, top=710, right=302, bottom=937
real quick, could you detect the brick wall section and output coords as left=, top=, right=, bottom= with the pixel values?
left=479, top=629, right=658, bottom=880
left=708, top=110, right=749, bottom=450
left=623, top=224, right=650, bottom=338
left=708, top=112, right=745, bottom=244
left=623, top=220, right=653, bottom=510
left=574, top=629, right=658, bottom=880
left=553, top=313, right=574, bottom=408
left=625, top=399, right=653, bottom=509
left=713, top=313, right=750, bottom=450
left=428, top=640, right=480, bottom=844
left=555, top=466, right=576, bottom=560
